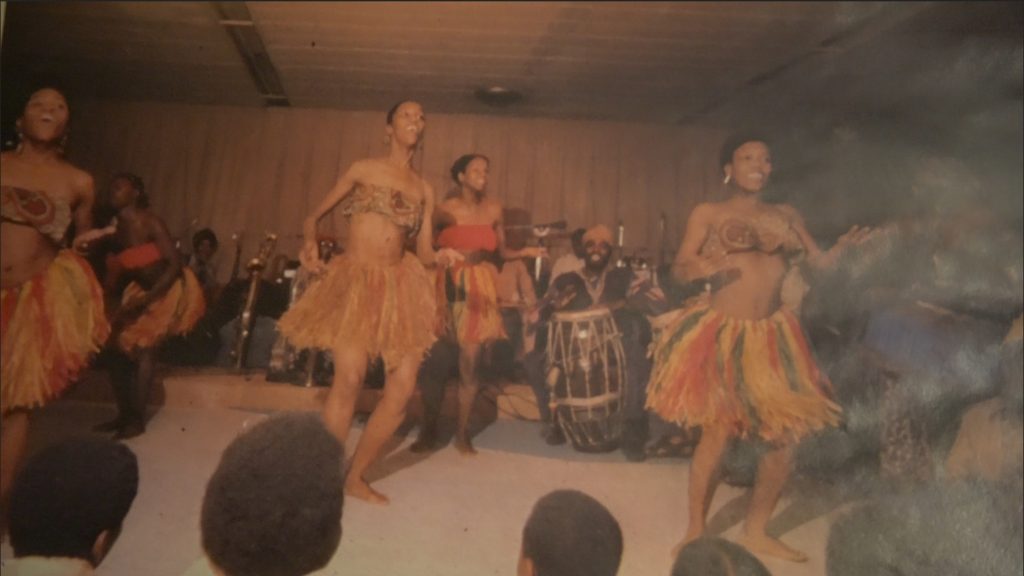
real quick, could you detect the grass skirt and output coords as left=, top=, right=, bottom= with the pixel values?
left=1, top=251, right=109, bottom=411
left=436, top=261, right=507, bottom=345
left=117, top=267, right=206, bottom=353
left=277, top=252, right=436, bottom=370
left=646, top=300, right=841, bottom=444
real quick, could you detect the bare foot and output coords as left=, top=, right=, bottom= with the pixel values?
left=454, top=435, right=478, bottom=456
left=738, top=533, right=808, bottom=563
left=670, top=529, right=703, bottom=559
left=344, top=478, right=390, bottom=505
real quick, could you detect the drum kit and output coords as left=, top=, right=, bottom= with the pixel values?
left=266, top=237, right=338, bottom=386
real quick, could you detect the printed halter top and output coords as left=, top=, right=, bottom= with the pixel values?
left=1, top=185, right=72, bottom=243
left=701, top=210, right=804, bottom=260
left=341, top=183, right=423, bottom=237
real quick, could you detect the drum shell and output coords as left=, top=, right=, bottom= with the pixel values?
left=546, top=308, right=626, bottom=452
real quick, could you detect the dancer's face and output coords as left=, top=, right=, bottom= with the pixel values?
left=724, top=141, right=772, bottom=194
left=459, top=157, right=489, bottom=194
left=19, top=88, right=69, bottom=144
left=109, top=177, right=137, bottom=210
left=387, top=101, right=425, bottom=148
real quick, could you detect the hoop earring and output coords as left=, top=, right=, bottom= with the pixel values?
left=723, top=174, right=731, bottom=185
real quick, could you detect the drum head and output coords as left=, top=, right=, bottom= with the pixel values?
left=552, top=306, right=612, bottom=323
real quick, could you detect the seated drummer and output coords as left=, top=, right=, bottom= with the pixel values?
left=523, top=224, right=665, bottom=461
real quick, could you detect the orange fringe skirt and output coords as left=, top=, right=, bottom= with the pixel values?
left=116, top=267, right=206, bottom=353
left=646, top=301, right=841, bottom=444
left=1, top=251, right=109, bottom=412
left=436, top=261, right=507, bottom=345
left=277, top=252, right=436, bottom=370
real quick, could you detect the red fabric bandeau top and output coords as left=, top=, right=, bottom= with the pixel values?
left=437, top=224, right=498, bottom=252
left=112, top=242, right=162, bottom=270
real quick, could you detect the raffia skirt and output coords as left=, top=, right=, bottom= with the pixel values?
left=646, top=300, right=841, bottom=444
left=435, top=261, right=507, bottom=345
left=1, top=250, right=109, bottom=412
left=277, top=252, right=437, bottom=370
left=116, top=267, right=206, bottom=353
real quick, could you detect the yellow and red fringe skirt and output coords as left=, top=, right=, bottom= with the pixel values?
left=277, top=252, right=437, bottom=370
left=646, top=301, right=841, bottom=444
left=1, top=251, right=109, bottom=412
left=435, top=261, right=507, bottom=345
left=116, top=267, right=206, bottom=353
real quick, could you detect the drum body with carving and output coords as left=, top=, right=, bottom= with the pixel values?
left=546, top=307, right=626, bottom=452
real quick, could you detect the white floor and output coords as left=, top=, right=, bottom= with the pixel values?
left=2, top=398, right=864, bottom=576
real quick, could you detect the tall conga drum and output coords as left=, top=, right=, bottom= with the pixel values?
left=546, top=307, right=626, bottom=452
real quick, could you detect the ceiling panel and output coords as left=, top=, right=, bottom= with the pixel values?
left=3, top=1, right=1017, bottom=126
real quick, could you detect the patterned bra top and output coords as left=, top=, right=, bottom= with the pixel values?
left=341, top=183, right=423, bottom=237
left=702, top=210, right=804, bottom=260
left=1, top=185, right=72, bottom=244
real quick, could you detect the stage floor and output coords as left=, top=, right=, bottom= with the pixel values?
left=1, top=371, right=871, bottom=576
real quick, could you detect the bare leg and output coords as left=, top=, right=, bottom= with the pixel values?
left=410, top=338, right=457, bottom=453
left=323, top=344, right=369, bottom=447
left=97, top=352, right=134, bottom=432
left=345, top=353, right=419, bottom=505
left=673, top=424, right=731, bottom=556
left=115, top=348, right=154, bottom=440
left=1, top=410, right=31, bottom=507
left=455, top=341, right=481, bottom=455
left=739, top=445, right=808, bottom=562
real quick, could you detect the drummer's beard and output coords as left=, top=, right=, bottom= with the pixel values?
left=585, top=249, right=611, bottom=274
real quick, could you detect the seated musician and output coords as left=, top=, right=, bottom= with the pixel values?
left=189, top=228, right=221, bottom=305
left=214, top=239, right=292, bottom=370
left=96, top=173, right=205, bottom=439
left=523, top=224, right=665, bottom=461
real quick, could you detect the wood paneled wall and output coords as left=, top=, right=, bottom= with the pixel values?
left=69, top=101, right=727, bottom=270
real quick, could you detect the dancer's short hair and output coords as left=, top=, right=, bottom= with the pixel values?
left=201, top=413, right=344, bottom=576
left=112, top=171, right=149, bottom=208
left=671, top=537, right=772, bottom=576
left=450, top=153, right=489, bottom=183
left=386, top=99, right=417, bottom=124
left=521, top=489, right=623, bottom=576
left=8, top=438, right=139, bottom=563
left=718, top=132, right=771, bottom=171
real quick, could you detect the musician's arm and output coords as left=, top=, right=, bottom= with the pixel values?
left=518, top=261, right=537, bottom=309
